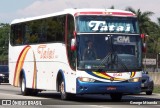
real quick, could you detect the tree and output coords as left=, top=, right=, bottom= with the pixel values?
left=0, top=23, right=10, bottom=61
left=109, top=5, right=115, bottom=9
left=125, top=7, right=154, bottom=34
left=147, top=18, right=160, bottom=53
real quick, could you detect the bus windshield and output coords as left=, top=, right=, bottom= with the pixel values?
left=77, top=34, right=142, bottom=72
left=76, top=16, right=139, bottom=33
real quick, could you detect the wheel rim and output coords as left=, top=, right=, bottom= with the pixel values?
left=60, top=81, right=65, bottom=94
left=21, top=78, right=25, bottom=92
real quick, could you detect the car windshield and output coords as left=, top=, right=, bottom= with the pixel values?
left=76, top=16, right=139, bottom=33
left=77, top=34, right=142, bottom=72
left=0, top=66, right=8, bottom=72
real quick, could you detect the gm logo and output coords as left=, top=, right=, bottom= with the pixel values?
left=116, top=36, right=130, bottom=43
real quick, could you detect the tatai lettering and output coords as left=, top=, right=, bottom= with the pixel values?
left=37, top=45, right=55, bottom=59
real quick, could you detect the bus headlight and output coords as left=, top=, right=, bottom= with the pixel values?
left=128, top=77, right=141, bottom=82
left=0, top=74, right=5, bottom=77
left=78, top=77, right=95, bottom=82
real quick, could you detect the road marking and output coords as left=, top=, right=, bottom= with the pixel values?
left=89, top=105, right=112, bottom=108
left=0, top=92, right=46, bottom=99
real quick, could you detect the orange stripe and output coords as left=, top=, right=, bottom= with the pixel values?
left=32, top=51, right=37, bottom=89
left=13, top=46, right=31, bottom=86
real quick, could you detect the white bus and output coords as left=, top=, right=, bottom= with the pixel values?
left=9, top=8, right=142, bottom=101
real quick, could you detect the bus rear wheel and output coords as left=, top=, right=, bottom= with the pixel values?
left=21, top=76, right=30, bottom=96
left=21, top=76, right=38, bottom=96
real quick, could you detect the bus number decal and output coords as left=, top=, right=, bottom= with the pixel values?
left=113, top=73, right=122, bottom=77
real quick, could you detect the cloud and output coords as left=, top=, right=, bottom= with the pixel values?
left=16, top=0, right=81, bottom=17
left=2, top=0, right=160, bottom=23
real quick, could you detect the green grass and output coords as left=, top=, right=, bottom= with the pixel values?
left=153, top=85, right=160, bottom=93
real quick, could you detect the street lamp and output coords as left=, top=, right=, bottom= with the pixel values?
left=144, top=34, right=148, bottom=70
left=156, top=53, right=160, bottom=72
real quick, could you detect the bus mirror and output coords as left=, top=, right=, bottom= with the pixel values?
left=141, top=34, right=145, bottom=39
left=73, top=31, right=77, bottom=38
left=71, top=38, right=76, bottom=51
left=140, top=34, right=147, bottom=53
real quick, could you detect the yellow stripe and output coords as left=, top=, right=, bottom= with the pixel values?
left=93, top=72, right=110, bottom=79
left=93, top=72, right=126, bottom=81
left=130, top=72, right=135, bottom=78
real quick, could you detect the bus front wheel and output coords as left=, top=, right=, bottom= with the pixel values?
left=59, top=80, right=74, bottom=100
left=60, top=80, right=68, bottom=100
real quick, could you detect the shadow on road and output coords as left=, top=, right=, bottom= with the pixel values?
left=32, top=92, right=160, bottom=105
left=0, top=83, right=10, bottom=85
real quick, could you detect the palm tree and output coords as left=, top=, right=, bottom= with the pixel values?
left=158, top=18, right=160, bottom=26
left=125, top=7, right=154, bottom=34
left=109, top=5, right=115, bottom=9
left=151, top=18, right=160, bottom=52
left=141, top=17, right=160, bottom=55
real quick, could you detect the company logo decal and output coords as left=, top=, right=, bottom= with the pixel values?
left=13, top=45, right=37, bottom=88
left=13, top=45, right=31, bottom=86
left=130, top=72, right=136, bottom=78
left=88, top=21, right=131, bottom=32
left=37, top=45, right=56, bottom=59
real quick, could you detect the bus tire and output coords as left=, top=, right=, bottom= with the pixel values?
left=21, top=75, right=30, bottom=96
left=146, top=91, right=152, bottom=95
left=29, top=89, right=38, bottom=96
left=110, top=93, right=122, bottom=101
left=59, top=80, right=74, bottom=100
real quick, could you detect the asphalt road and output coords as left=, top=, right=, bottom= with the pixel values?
left=0, top=83, right=160, bottom=108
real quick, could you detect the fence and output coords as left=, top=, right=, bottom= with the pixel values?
left=149, top=72, right=160, bottom=85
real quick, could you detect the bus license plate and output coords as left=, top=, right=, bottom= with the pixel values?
left=107, top=86, right=117, bottom=90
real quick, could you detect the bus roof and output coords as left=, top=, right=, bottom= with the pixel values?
left=11, top=8, right=136, bottom=24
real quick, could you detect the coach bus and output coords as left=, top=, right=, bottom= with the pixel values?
left=9, top=8, right=142, bottom=101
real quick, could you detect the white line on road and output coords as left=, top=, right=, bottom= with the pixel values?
left=0, top=92, right=46, bottom=99
left=89, top=105, right=112, bottom=108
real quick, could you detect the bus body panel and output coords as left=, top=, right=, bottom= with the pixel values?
left=76, top=70, right=141, bottom=94
left=9, top=43, right=77, bottom=93
left=76, top=80, right=141, bottom=94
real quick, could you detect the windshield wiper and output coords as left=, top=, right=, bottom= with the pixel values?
left=95, top=52, right=112, bottom=72
left=96, top=52, right=113, bottom=71
left=96, top=52, right=129, bottom=72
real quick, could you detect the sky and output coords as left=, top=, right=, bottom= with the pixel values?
left=0, top=0, right=160, bottom=23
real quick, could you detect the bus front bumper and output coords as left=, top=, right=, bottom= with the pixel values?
left=76, top=79, right=141, bottom=94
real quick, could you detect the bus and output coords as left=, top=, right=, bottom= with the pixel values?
left=9, top=8, right=143, bottom=101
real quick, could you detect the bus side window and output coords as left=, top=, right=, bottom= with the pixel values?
left=67, top=15, right=76, bottom=70
left=12, top=24, right=25, bottom=45
left=15, top=30, right=23, bottom=44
